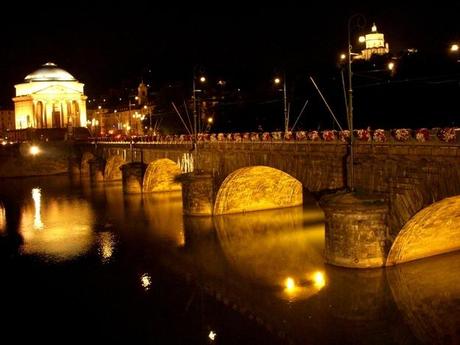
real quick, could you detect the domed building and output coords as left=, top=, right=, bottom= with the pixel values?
left=13, top=62, right=87, bottom=129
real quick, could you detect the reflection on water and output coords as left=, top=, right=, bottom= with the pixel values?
left=140, top=272, right=152, bottom=291
left=214, top=205, right=325, bottom=301
left=21, top=187, right=95, bottom=260
left=97, top=231, right=116, bottom=264
left=0, top=202, right=5, bottom=235
left=142, top=191, right=185, bottom=246
left=1, top=175, right=460, bottom=344
left=387, top=252, right=460, bottom=345
left=31, top=188, right=44, bottom=230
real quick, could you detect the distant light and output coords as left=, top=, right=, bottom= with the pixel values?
left=119, top=97, right=122, bottom=101
left=135, top=96, right=139, bottom=100
left=200, top=76, right=206, bottom=82
left=285, top=277, right=295, bottom=291
left=207, top=117, right=213, bottom=124
left=208, top=331, right=216, bottom=341
left=388, top=62, right=395, bottom=71
left=217, top=80, right=225, bottom=85
left=340, top=53, right=346, bottom=60
left=274, top=77, right=281, bottom=84
left=1, top=140, right=6, bottom=146
left=312, top=271, right=326, bottom=289
left=30, top=145, right=40, bottom=156
left=140, top=273, right=152, bottom=291
left=144, top=105, right=147, bottom=109
left=451, top=44, right=459, bottom=52
left=98, top=105, right=102, bottom=109
left=114, top=110, right=117, bottom=113
left=358, top=36, right=365, bottom=43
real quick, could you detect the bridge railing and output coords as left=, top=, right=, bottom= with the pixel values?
left=84, top=127, right=460, bottom=145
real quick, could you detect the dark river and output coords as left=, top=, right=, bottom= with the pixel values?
left=0, top=175, right=459, bottom=345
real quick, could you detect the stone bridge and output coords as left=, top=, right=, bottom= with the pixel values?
left=73, top=140, right=460, bottom=268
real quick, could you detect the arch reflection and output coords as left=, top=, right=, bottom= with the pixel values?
left=213, top=205, right=325, bottom=301
left=387, top=252, right=460, bottom=345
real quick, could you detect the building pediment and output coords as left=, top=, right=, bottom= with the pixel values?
left=32, top=84, right=83, bottom=96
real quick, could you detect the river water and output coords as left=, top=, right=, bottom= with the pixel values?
left=0, top=175, right=459, bottom=345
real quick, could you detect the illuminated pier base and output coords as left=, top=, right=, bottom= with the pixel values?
left=120, top=162, right=147, bottom=194
left=321, top=192, right=390, bottom=268
left=178, top=172, right=214, bottom=216
left=88, top=157, right=106, bottom=183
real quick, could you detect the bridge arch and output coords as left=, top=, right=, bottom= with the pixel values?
left=214, top=166, right=303, bottom=215
left=386, top=195, right=460, bottom=265
left=142, top=158, right=181, bottom=193
left=104, top=155, right=125, bottom=181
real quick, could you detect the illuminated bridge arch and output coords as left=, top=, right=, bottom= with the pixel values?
left=214, top=166, right=303, bottom=215
left=104, top=155, right=125, bottom=181
left=142, top=158, right=181, bottom=193
left=386, top=195, right=460, bottom=266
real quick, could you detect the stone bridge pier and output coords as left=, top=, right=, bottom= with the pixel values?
left=76, top=141, right=460, bottom=268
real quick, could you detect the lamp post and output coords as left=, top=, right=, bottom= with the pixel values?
left=192, top=66, right=206, bottom=171
left=274, top=75, right=288, bottom=134
left=347, top=13, right=365, bottom=192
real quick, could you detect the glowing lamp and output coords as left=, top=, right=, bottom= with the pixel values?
left=30, top=145, right=40, bottom=156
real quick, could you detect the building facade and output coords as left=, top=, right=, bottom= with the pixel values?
left=0, top=109, right=15, bottom=134
left=13, top=62, right=87, bottom=129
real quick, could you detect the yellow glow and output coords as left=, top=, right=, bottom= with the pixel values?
left=388, top=62, right=395, bottom=70
left=340, top=53, right=346, bottom=60
left=135, top=96, right=139, bottom=100
left=30, top=145, right=40, bottom=156
left=285, top=277, right=296, bottom=291
left=98, top=232, right=115, bottom=263
left=32, top=188, right=44, bottom=230
left=274, top=77, right=281, bottom=84
left=451, top=44, right=459, bottom=52
left=0, top=205, right=5, bottom=235
left=208, top=330, right=217, bottom=341
left=21, top=197, right=94, bottom=260
left=359, top=35, right=365, bottom=43
left=207, top=117, right=213, bottom=124
left=141, top=273, right=152, bottom=291
left=214, top=166, right=303, bottom=215
left=199, top=76, right=206, bottom=82
left=312, top=271, right=326, bottom=289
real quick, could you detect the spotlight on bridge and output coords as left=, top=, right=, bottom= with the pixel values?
left=30, top=145, right=40, bottom=156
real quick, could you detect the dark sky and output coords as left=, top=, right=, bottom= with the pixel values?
left=0, top=2, right=459, bottom=128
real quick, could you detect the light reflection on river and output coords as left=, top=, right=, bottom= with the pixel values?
left=0, top=175, right=459, bottom=344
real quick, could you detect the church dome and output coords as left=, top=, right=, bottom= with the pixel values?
left=24, top=62, right=76, bottom=82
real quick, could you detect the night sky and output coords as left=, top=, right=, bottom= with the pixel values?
left=0, top=2, right=459, bottom=130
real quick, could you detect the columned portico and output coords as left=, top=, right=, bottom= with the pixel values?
left=13, top=62, right=87, bottom=130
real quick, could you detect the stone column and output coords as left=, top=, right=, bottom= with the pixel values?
left=45, top=102, right=53, bottom=128
left=120, top=162, right=147, bottom=194
left=320, top=192, right=390, bottom=268
left=88, top=157, right=106, bottom=183
left=178, top=172, right=214, bottom=216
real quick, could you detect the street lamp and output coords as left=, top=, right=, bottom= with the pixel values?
left=274, top=75, right=288, bottom=133
left=192, top=67, right=206, bottom=150
left=347, top=13, right=366, bottom=192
